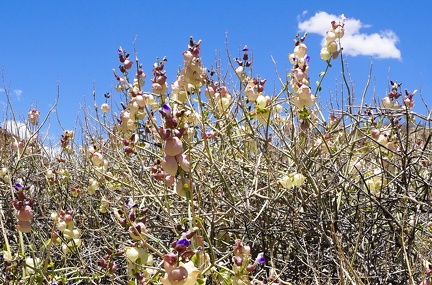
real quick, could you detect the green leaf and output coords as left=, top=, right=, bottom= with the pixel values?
left=44, top=239, right=52, bottom=247
left=197, top=277, right=206, bottom=284
left=299, top=107, right=311, bottom=120
left=46, top=261, right=54, bottom=269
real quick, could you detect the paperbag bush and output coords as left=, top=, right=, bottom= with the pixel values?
left=1, top=16, right=432, bottom=284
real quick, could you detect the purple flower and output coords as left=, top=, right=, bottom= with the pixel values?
left=256, top=252, right=266, bottom=264
left=14, top=183, right=24, bottom=190
left=159, top=104, right=172, bottom=118
left=176, top=237, right=191, bottom=247
left=125, top=200, right=138, bottom=209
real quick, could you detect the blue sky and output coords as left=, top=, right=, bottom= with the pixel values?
left=1, top=1, right=432, bottom=141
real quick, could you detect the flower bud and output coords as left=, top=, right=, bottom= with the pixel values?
left=293, top=43, right=307, bottom=57
left=99, top=258, right=107, bottom=268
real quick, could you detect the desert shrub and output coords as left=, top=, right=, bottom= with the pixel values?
left=1, top=16, right=432, bottom=285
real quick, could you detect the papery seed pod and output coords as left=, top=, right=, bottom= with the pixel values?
left=168, top=266, right=188, bottom=283
left=16, top=205, right=33, bottom=222
left=63, top=214, right=73, bottom=223
left=124, top=59, right=133, bottom=70
left=165, top=137, right=183, bottom=156
left=161, top=155, right=178, bottom=176
left=152, top=172, right=166, bottom=180
left=16, top=220, right=31, bottom=233
left=11, top=200, right=20, bottom=210
left=246, top=264, right=256, bottom=272
left=332, top=51, right=339, bottom=59
left=233, top=256, right=243, bottom=266
left=176, top=178, right=191, bottom=198
left=91, top=152, right=104, bottom=166
left=125, top=247, right=139, bottom=262
left=101, top=103, right=110, bottom=113
left=176, top=153, right=190, bottom=172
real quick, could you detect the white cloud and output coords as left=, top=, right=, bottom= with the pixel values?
left=0, top=88, right=23, bottom=101
left=297, top=10, right=308, bottom=21
left=2, top=120, right=31, bottom=139
left=298, top=11, right=401, bottom=59
left=13, top=89, right=23, bottom=101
